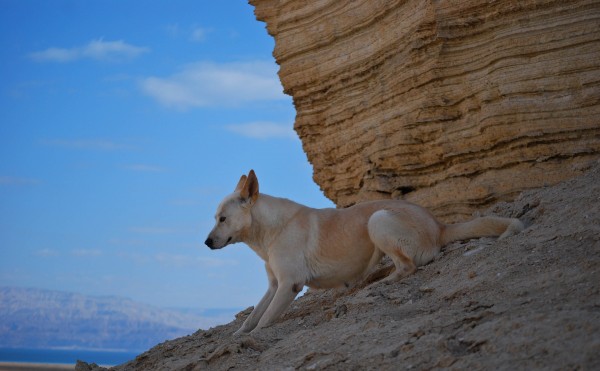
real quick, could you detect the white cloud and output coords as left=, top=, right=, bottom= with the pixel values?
left=82, top=39, right=148, bottom=60
left=225, top=122, right=297, bottom=140
left=30, top=47, right=79, bottom=62
left=139, top=60, right=286, bottom=109
left=166, top=23, right=211, bottom=42
left=190, top=27, right=208, bottom=42
left=30, top=39, right=149, bottom=62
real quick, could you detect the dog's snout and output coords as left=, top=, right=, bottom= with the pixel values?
left=205, top=237, right=214, bottom=248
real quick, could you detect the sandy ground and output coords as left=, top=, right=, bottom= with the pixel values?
left=78, top=159, right=600, bottom=370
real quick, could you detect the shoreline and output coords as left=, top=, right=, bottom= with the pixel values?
left=0, top=362, right=75, bottom=371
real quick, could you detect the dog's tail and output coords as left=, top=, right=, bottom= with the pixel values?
left=440, top=216, right=524, bottom=246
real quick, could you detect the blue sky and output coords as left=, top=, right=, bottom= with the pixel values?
left=0, top=1, right=333, bottom=311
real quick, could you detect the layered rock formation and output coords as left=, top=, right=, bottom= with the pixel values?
left=251, top=0, right=600, bottom=221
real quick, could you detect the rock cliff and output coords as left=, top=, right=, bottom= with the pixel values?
left=251, top=0, right=600, bottom=221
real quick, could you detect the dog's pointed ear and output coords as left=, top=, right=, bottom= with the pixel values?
left=234, top=174, right=247, bottom=192
left=240, top=170, right=259, bottom=204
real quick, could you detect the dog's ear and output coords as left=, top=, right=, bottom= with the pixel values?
left=240, top=169, right=259, bottom=204
left=234, top=175, right=247, bottom=192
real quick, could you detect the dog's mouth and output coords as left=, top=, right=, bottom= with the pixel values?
left=205, top=236, right=233, bottom=250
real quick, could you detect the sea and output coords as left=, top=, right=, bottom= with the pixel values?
left=0, top=347, right=140, bottom=366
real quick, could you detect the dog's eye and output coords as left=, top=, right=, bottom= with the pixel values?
left=219, top=216, right=226, bottom=223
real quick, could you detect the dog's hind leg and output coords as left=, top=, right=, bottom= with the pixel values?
left=383, top=250, right=416, bottom=283
left=368, top=209, right=439, bottom=283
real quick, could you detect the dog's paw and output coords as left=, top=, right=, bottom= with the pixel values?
left=233, top=328, right=248, bottom=337
left=499, top=218, right=525, bottom=239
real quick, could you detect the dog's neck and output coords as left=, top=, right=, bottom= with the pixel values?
left=243, top=194, right=306, bottom=261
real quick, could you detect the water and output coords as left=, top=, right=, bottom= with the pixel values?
left=0, top=347, right=140, bottom=366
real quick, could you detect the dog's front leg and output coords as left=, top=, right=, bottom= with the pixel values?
left=250, top=281, right=301, bottom=334
left=234, top=264, right=277, bottom=335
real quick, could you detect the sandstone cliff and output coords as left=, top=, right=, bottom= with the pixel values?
left=252, top=0, right=600, bottom=221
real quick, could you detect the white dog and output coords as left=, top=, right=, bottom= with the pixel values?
left=205, top=170, right=523, bottom=335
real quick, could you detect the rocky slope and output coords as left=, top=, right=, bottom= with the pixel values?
left=78, top=159, right=600, bottom=370
left=251, top=0, right=600, bottom=222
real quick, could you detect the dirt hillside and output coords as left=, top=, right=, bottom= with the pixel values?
left=79, top=159, right=600, bottom=370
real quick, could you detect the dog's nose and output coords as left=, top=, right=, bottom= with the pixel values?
left=205, top=237, right=214, bottom=248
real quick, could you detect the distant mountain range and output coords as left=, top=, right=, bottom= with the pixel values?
left=0, top=287, right=240, bottom=351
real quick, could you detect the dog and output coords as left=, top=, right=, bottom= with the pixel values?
left=205, top=170, right=524, bottom=335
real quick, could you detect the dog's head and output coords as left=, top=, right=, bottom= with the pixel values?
left=205, top=170, right=259, bottom=250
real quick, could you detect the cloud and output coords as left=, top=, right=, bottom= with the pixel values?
left=30, top=39, right=149, bottom=62
left=30, top=47, right=79, bottom=62
left=190, top=27, right=208, bottom=42
left=225, top=122, right=297, bottom=140
left=166, top=24, right=211, bottom=42
left=139, top=60, right=286, bottom=109
left=40, top=138, right=131, bottom=151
